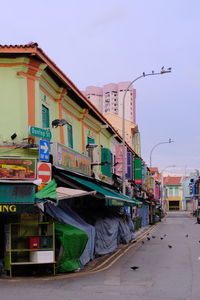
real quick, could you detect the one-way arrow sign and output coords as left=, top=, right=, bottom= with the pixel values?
left=39, top=139, right=50, bottom=162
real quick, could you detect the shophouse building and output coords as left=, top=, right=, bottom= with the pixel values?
left=0, top=43, right=156, bottom=277
left=163, top=176, right=183, bottom=210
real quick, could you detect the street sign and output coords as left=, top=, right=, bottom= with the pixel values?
left=37, top=162, right=52, bottom=184
left=29, top=126, right=52, bottom=140
left=39, top=140, right=50, bottom=162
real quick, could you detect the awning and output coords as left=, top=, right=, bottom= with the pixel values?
left=0, top=184, right=36, bottom=204
left=63, top=174, right=137, bottom=205
left=56, top=187, right=96, bottom=200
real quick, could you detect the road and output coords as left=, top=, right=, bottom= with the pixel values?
left=1, top=211, right=200, bottom=300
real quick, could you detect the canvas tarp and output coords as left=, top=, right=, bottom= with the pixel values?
left=95, top=217, right=119, bottom=255
left=94, top=216, right=135, bottom=256
left=35, top=179, right=58, bottom=201
left=138, top=203, right=149, bottom=227
left=55, top=222, right=88, bottom=272
left=118, top=218, right=135, bottom=244
left=45, top=202, right=95, bottom=266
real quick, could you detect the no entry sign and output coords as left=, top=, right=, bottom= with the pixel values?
left=37, top=162, right=52, bottom=184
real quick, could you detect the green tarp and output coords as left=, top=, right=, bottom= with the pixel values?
left=55, top=222, right=88, bottom=273
left=35, top=179, right=58, bottom=201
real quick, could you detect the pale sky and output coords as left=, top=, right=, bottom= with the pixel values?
left=1, top=0, right=199, bottom=175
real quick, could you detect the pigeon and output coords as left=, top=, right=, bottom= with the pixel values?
left=164, top=234, right=167, bottom=237
left=142, top=241, right=145, bottom=244
left=131, top=266, right=139, bottom=270
left=152, top=235, right=156, bottom=238
left=198, top=241, right=200, bottom=243
left=185, top=234, right=188, bottom=238
left=168, top=245, right=172, bottom=249
left=143, top=72, right=146, bottom=77
left=160, top=237, right=163, bottom=240
left=147, top=237, right=151, bottom=241
left=147, top=233, right=150, bottom=236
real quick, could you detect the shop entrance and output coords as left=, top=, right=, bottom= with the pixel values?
left=168, top=201, right=180, bottom=211
left=0, top=215, right=6, bottom=268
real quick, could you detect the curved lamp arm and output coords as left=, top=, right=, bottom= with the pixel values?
left=122, top=68, right=172, bottom=195
left=149, top=139, right=174, bottom=169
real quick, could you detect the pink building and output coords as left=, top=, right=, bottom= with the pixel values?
left=83, top=82, right=136, bottom=123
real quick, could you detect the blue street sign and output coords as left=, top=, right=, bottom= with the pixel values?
left=39, top=139, right=50, bottom=162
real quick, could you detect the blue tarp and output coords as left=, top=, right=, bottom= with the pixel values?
left=94, top=216, right=134, bottom=255
left=45, top=202, right=95, bottom=266
left=95, top=217, right=119, bottom=255
left=138, top=203, right=149, bottom=227
left=118, top=218, right=135, bottom=244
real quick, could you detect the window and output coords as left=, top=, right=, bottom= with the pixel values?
left=174, top=188, right=179, bottom=197
left=169, top=188, right=173, bottom=196
left=42, top=105, right=49, bottom=128
left=67, top=124, right=73, bottom=148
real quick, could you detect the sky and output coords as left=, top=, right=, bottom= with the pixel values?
left=1, top=0, right=200, bottom=175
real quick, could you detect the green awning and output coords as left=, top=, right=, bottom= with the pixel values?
left=63, top=174, right=136, bottom=205
left=134, top=199, right=143, bottom=205
left=0, top=184, right=36, bottom=204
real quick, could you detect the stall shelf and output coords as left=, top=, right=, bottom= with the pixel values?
left=4, top=222, right=55, bottom=277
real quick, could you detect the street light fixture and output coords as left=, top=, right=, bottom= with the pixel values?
left=122, top=67, right=172, bottom=195
left=149, top=138, right=174, bottom=169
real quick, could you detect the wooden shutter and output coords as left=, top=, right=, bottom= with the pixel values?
left=42, top=105, right=50, bottom=128
left=67, top=124, right=73, bottom=148
left=101, top=147, right=112, bottom=177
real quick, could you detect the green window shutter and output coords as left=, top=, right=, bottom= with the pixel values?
left=42, top=105, right=50, bottom=128
left=87, top=137, right=95, bottom=145
left=101, top=148, right=112, bottom=177
left=67, top=124, right=73, bottom=148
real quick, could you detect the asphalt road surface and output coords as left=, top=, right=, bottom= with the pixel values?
left=1, top=211, right=200, bottom=300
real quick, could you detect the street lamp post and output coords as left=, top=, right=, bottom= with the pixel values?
left=122, top=67, right=172, bottom=195
left=149, top=138, right=174, bottom=169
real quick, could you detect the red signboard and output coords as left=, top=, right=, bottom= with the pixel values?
left=37, top=162, right=52, bottom=184
left=0, top=157, right=36, bottom=180
left=115, top=145, right=127, bottom=176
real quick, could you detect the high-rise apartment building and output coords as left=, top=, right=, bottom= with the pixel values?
left=83, top=82, right=140, bottom=155
left=83, top=82, right=136, bottom=123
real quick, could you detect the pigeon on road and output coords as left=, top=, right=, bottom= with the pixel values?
left=185, top=234, right=188, bottom=237
left=131, top=266, right=139, bottom=270
left=147, top=237, right=151, bottom=241
left=152, top=235, right=156, bottom=238
left=160, top=237, right=163, bottom=240
left=168, top=245, right=172, bottom=249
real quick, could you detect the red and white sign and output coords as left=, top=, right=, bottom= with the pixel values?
left=37, top=162, right=52, bottom=184
left=115, top=145, right=127, bottom=176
